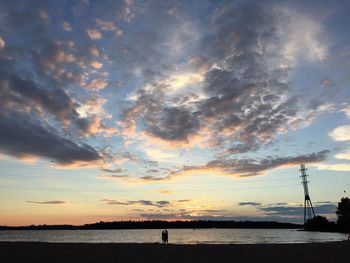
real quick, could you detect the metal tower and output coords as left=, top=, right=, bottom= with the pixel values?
left=300, top=164, right=316, bottom=224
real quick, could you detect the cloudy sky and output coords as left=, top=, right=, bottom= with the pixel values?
left=1, top=0, right=350, bottom=225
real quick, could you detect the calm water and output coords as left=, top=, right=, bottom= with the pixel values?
left=0, top=229, right=348, bottom=244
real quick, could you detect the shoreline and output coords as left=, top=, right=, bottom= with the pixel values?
left=0, top=240, right=347, bottom=244
left=0, top=241, right=349, bottom=263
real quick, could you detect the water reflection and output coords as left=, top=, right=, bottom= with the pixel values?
left=0, top=229, right=347, bottom=244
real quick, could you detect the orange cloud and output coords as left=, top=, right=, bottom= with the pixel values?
left=154, top=189, right=173, bottom=194
left=86, top=29, right=102, bottom=40
left=53, top=158, right=104, bottom=169
left=90, top=61, right=103, bottom=69
left=89, top=47, right=100, bottom=57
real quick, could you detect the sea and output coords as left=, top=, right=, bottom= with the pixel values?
left=0, top=229, right=348, bottom=244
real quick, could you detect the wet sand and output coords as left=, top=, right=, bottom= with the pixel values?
left=0, top=241, right=349, bottom=263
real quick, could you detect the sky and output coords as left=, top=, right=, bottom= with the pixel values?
left=0, top=0, right=350, bottom=226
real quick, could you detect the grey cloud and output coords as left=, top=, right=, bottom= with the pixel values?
left=114, top=152, right=158, bottom=166
left=100, top=174, right=129, bottom=179
left=145, top=107, right=201, bottom=141
left=202, top=209, right=227, bottom=213
left=101, top=199, right=130, bottom=205
left=121, top=87, right=200, bottom=145
left=259, top=202, right=337, bottom=217
left=101, top=168, right=126, bottom=173
left=176, top=199, right=191, bottom=203
left=208, top=150, right=330, bottom=176
left=101, top=198, right=191, bottom=208
left=172, top=150, right=330, bottom=177
left=26, top=200, right=66, bottom=205
left=226, top=143, right=259, bottom=155
left=146, top=169, right=161, bottom=174
left=122, top=87, right=201, bottom=142
left=140, top=175, right=170, bottom=181
left=239, top=202, right=262, bottom=207
left=259, top=205, right=302, bottom=217
left=0, top=112, right=101, bottom=165
left=101, top=199, right=171, bottom=208
left=0, top=62, right=80, bottom=125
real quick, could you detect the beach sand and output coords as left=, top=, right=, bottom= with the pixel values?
left=0, top=241, right=349, bottom=263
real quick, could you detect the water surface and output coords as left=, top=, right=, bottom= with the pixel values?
left=0, top=229, right=348, bottom=244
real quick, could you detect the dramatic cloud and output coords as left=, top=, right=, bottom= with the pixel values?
left=0, top=2, right=120, bottom=165
left=26, top=200, right=66, bottom=205
left=0, top=0, right=349, bottom=226
left=117, top=0, right=332, bottom=157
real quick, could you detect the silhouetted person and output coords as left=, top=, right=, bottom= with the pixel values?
left=161, top=230, right=165, bottom=244
left=164, top=229, right=168, bottom=244
left=161, top=229, right=168, bottom=244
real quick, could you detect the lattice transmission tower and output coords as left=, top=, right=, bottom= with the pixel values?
left=300, top=164, right=316, bottom=224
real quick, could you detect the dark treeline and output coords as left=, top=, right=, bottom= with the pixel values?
left=0, top=220, right=301, bottom=230
left=305, top=197, right=350, bottom=233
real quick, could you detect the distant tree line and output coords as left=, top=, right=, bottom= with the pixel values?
left=81, top=220, right=300, bottom=230
left=0, top=220, right=300, bottom=230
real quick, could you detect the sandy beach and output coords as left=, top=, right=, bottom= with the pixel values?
left=0, top=241, right=349, bottom=263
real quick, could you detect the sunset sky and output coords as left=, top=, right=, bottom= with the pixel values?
left=1, top=0, right=350, bottom=226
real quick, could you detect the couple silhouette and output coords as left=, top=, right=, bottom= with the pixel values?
left=161, top=229, right=168, bottom=244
